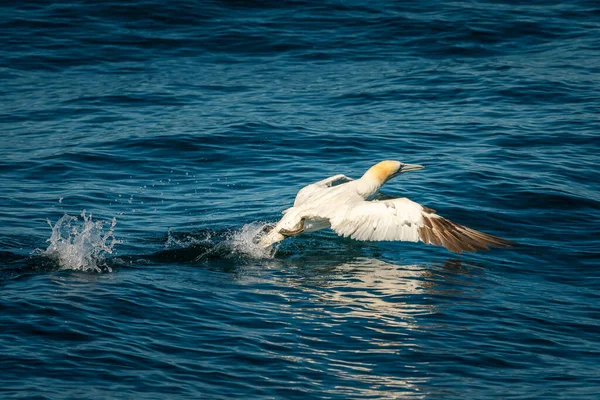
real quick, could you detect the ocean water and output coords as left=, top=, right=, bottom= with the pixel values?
left=1, top=0, right=599, bottom=398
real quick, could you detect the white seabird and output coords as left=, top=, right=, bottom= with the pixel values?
left=259, top=160, right=513, bottom=253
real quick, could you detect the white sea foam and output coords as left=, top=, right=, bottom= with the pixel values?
left=40, top=210, right=121, bottom=272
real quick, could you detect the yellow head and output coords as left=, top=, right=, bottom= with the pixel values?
left=362, top=160, right=424, bottom=184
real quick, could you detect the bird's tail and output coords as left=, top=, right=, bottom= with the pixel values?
left=254, top=224, right=285, bottom=249
left=258, top=231, right=285, bottom=249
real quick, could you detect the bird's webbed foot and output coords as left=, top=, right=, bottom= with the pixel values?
left=279, top=218, right=305, bottom=237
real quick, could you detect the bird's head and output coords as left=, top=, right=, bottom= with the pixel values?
left=362, top=160, right=424, bottom=185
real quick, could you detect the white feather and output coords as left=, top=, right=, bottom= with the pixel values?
left=327, top=198, right=425, bottom=242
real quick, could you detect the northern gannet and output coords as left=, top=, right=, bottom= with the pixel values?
left=259, top=160, right=513, bottom=253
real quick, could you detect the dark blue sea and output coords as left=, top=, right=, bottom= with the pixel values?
left=1, top=1, right=599, bottom=398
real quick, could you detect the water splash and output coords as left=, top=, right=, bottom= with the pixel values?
left=40, top=210, right=121, bottom=272
left=228, top=222, right=277, bottom=259
left=163, top=222, right=276, bottom=262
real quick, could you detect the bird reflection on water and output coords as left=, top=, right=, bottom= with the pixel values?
left=260, top=255, right=482, bottom=399
left=280, top=256, right=480, bottom=326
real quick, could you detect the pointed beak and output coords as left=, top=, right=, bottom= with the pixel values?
left=401, top=163, right=424, bottom=173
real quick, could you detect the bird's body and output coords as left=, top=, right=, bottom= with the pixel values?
left=259, top=160, right=513, bottom=253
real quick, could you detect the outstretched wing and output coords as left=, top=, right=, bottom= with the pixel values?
left=329, top=197, right=424, bottom=242
left=417, top=207, right=514, bottom=253
left=293, top=174, right=353, bottom=207
left=329, top=197, right=513, bottom=253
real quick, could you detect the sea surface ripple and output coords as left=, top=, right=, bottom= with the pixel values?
left=1, top=1, right=599, bottom=398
